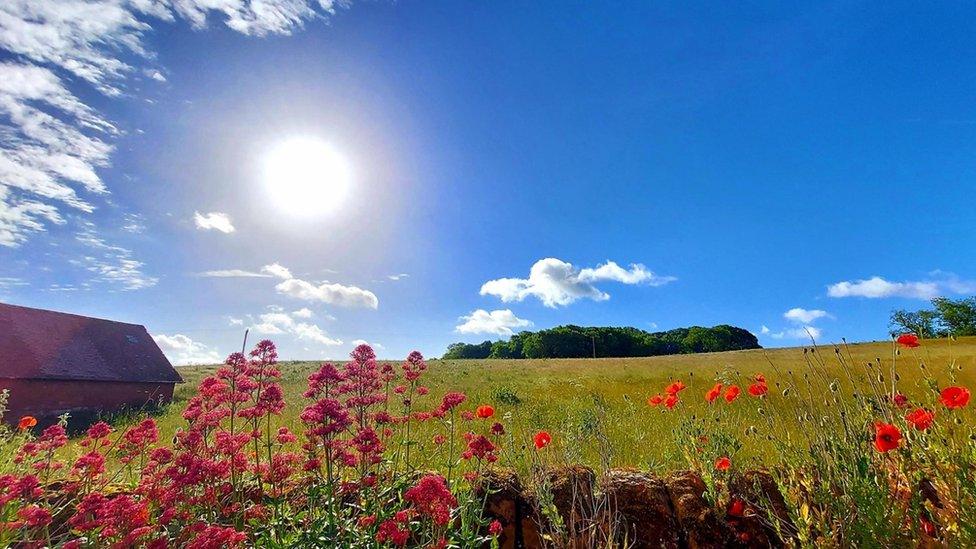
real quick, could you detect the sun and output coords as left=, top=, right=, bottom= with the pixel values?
left=263, top=137, right=351, bottom=217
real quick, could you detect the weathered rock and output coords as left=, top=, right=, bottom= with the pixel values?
left=728, top=470, right=797, bottom=548
left=598, top=469, right=680, bottom=549
left=543, top=465, right=597, bottom=548
left=665, top=470, right=731, bottom=548
left=474, top=469, right=543, bottom=549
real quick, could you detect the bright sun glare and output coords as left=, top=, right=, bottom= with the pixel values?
left=263, top=138, right=351, bottom=217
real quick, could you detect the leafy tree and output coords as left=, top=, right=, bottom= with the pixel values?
left=889, top=308, right=941, bottom=338
left=932, top=297, right=976, bottom=336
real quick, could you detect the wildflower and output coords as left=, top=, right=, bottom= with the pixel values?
left=896, top=333, right=920, bottom=348
left=490, top=422, right=505, bottom=436
left=940, top=386, right=971, bottom=409
left=432, top=434, right=447, bottom=445
left=748, top=378, right=768, bottom=397
left=892, top=393, right=909, bottom=408
left=439, top=392, right=467, bottom=412
left=405, top=474, right=457, bottom=526
left=17, top=416, right=37, bottom=431
left=665, top=381, right=686, bottom=395
left=476, top=404, right=495, bottom=419
left=724, top=385, right=741, bottom=403
left=705, top=383, right=723, bottom=404
left=920, top=515, right=937, bottom=537
left=664, top=394, right=679, bottom=409
left=873, top=422, right=902, bottom=452
left=17, top=504, right=52, bottom=528
left=534, top=431, right=552, bottom=450
left=715, top=456, right=731, bottom=471
left=460, top=410, right=475, bottom=421
left=86, top=421, right=112, bottom=440
left=463, top=435, right=498, bottom=462
left=727, top=498, right=745, bottom=517
left=647, top=394, right=664, bottom=407
left=905, top=408, right=935, bottom=431
left=489, top=519, right=503, bottom=536
left=359, top=514, right=377, bottom=527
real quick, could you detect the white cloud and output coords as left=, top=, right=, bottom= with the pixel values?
left=153, top=333, right=221, bottom=366
left=0, top=0, right=347, bottom=245
left=352, top=338, right=384, bottom=350
left=387, top=273, right=409, bottom=281
left=74, top=222, right=157, bottom=290
left=198, top=269, right=271, bottom=278
left=760, top=325, right=771, bottom=335
left=480, top=258, right=675, bottom=308
left=826, top=274, right=976, bottom=300
left=292, top=307, right=313, bottom=318
left=275, top=278, right=379, bottom=309
left=769, top=326, right=822, bottom=341
left=226, top=316, right=244, bottom=326
left=261, top=262, right=293, bottom=280
left=783, top=308, right=830, bottom=324
left=456, top=309, right=533, bottom=336
left=251, top=308, right=341, bottom=346
left=193, top=211, right=235, bottom=233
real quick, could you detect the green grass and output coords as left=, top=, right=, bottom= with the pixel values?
left=117, top=336, right=976, bottom=474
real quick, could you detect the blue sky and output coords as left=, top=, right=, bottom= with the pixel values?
left=1, top=1, right=975, bottom=363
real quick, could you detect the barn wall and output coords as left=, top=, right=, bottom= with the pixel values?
left=0, top=379, right=175, bottom=426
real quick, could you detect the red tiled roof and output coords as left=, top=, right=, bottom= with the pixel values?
left=0, top=303, right=182, bottom=383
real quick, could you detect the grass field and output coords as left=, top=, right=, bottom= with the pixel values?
left=137, top=336, right=976, bottom=473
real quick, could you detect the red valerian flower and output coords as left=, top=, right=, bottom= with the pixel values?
left=647, top=394, right=664, bottom=407
left=892, top=393, right=909, bottom=408
left=17, top=416, right=37, bottom=431
left=664, top=394, right=679, bottom=409
left=488, top=519, right=503, bottom=536
left=905, top=408, right=935, bottom=431
left=940, top=386, right=971, bottom=409
left=873, top=421, right=902, bottom=452
left=714, top=456, right=731, bottom=471
left=896, top=333, right=920, bottom=348
left=665, top=381, right=686, bottom=395
left=724, top=385, right=741, bottom=403
left=404, top=474, right=457, bottom=526
left=475, top=405, right=495, bottom=419
left=534, top=431, right=552, bottom=450
left=490, top=422, right=505, bottom=436
left=439, top=392, right=467, bottom=412
left=705, top=383, right=723, bottom=404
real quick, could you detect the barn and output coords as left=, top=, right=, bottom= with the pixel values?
left=0, top=303, right=182, bottom=427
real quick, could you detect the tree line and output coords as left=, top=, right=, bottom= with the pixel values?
left=441, top=324, right=761, bottom=360
left=889, top=296, right=976, bottom=338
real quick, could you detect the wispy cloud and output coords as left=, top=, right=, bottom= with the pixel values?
left=0, top=0, right=347, bottom=246
left=480, top=258, right=675, bottom=308
left=387, top=273, right=409, bottom=281
left=202, top=262, right=378, bottom=309
left=251, top=306, right=342, bottom=346
left=456, top=309, right=532, bottom=336
left=198, top=269, right=272, bottom=278
left=153, top=333, right=221, bottom=365
left=193, top=211, right=235, bottom=233
left=827, top=274, right=976, bottom=300
left=783, top=308, right=830, bottom=324
left=74, top=222, right=157, bottom=290
left=769, top=326, right=822, bottom=341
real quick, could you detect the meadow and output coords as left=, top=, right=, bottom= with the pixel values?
left=3, top=336, right=975, bottom=547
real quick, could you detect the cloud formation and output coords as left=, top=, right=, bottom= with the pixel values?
left=252, top=307, right=341, bottom=346
left=194, top=211, right=235, bottom=233
left=0, top=0, right=346, bottom=245
left=769, top=326, right=822, bottom=341
left=783, top=308, right=830, bottom=324
left=74, top=222, right=157, bottom=290
left=153, top=333, right=221, bottom=365
left=827, top=274, right=976, bottom=300
left=456, top=309, right=532, bottom=336
left=480, top=258, right=675, bottom=308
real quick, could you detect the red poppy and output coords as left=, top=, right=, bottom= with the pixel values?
left=714, top=456, right=731, bottom=471
left=17, top=416, right=37, bottom=431
left=940, top=386, right=971, bottom=409
left=748, top=382, right=768, bottom=397
left=892, top=393, right=909, bottom=408
left=664, top=381, right=686, bottom=395
left=727, top=498, right=745, bottom=517
left=533, top=431, right=552, bottom=450
left=475, top=405, right=495, bottom=419
left=664, top=394, right=679, bottom=409
left=896, top=333, right=920, bottom=348
left=724, top=385, right=741, bottom=403
left=705, top=383, right=723, bottom=404
left=873, top=421, right=902, bottom=452
left=647, top=394, right=664, bottom=407
left=920, top=515, right=937, bottom=537
left=905, top=408, right=935, bottom=431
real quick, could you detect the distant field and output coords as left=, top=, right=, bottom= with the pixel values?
left=121, top=336, right=976, bottom=472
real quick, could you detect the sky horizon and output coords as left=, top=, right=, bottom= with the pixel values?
left=1, top=2, right=975, bottom=364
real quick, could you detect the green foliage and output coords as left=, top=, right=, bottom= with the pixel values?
left=890, top=295, right=976, bottom=337
left=443, top=324, right=760, bottom=359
